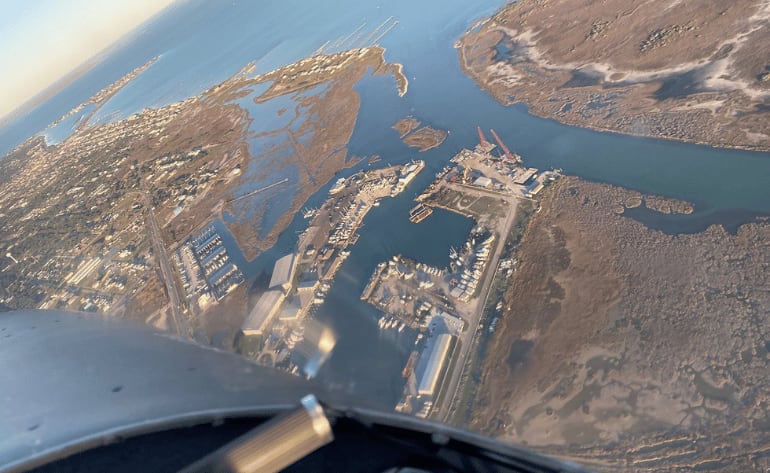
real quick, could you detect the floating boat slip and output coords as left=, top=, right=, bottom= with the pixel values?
left=409, top=203, right=433, bottom=223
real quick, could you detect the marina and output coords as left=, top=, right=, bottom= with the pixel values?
left=358, top=131, right=560, bottom=419
left=236, top=161, right=426, bottom=375
left=172, top=225, right=244, bottom=310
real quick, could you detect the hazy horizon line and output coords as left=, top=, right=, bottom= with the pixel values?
left=0, top=0, right=181, bottom=128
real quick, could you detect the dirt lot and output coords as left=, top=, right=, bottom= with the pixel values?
left=121, top=270, right=169, bottom=330
left=459, top=0, right=770, bottom=151
left=470, top=177, right=770, bottom=471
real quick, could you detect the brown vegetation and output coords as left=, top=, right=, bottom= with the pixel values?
left=393, top=117, right=422, bottom=137
left=471, top=177, right=770, bottom=470
left=459, top=0, right=770, bottom=151
left=392, top=116, right=448, bottom=152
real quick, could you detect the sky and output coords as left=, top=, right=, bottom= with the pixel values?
left=0, top=0, right=176, bottom=118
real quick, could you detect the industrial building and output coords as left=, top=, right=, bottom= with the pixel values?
left=472, top=176, right=492, bottom=188
left=269, top=253, right=297, bottom=292
left=296, top=278, right=319, bottom=293
left=427, top=311, right=464, bottom=336
left=525, top=179, right=546, bottom=197
left=417, top=334, right=455, bottom=398
left=513, top=167, right=538, bottom=185
left=278, top=298, right=301, bottom=321
left=241, top=290, right=284, bottom=337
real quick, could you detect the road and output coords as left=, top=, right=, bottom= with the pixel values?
left=436, top=193, right=520, bottom=423
left=142, top=190, right=191, bottom=338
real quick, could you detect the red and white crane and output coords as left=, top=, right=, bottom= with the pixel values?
left=477, top=126, right=489, bottom=148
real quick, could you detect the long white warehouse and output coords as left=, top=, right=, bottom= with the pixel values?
left=417, top=334, right=455, bottom=398
left=269, top=253, right=296, bottom=292
left=241, top=290, right=284, bottom=337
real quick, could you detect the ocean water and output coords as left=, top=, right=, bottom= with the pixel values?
left=2, top=0, right=770, bottom=408
left=41, top=103, right=95, bottom=145
left=5, top=0, right=770, bottom=213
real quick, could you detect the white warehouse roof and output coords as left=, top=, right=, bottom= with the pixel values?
left=417, top=334, right=454, bottom=398
left=241, top=290, right=284, bottom=337
left=269, top=253, right=296, bottom=290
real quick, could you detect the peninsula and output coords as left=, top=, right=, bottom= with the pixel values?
left=459, top=0, right=770, bottom=151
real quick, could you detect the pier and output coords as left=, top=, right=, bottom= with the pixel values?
left=227, top=178, right=289, bottom=203
left=409, top=203, right=433, bottom=223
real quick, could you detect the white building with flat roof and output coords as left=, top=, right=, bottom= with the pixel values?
left=473, top=176, right=492, bottom=188
left=278, top=298, right=301, bottom=321
left=269, top=253, right=297, bottom=292
left=417, top=334, right=454, bottom=398
left=241, top=290, right=284, bottom=337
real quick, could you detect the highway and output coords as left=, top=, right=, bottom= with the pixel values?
left=141, top=188, right=190, bottom=339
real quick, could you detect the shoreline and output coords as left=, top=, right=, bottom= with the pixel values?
left=457, top=47, right=770, bottom=155
left=455, top=0, right=770, bottom=155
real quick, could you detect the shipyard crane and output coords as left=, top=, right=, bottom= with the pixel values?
left=477, top=126, right=489, bottom=148
left=490, top=128, right=520, bottom=163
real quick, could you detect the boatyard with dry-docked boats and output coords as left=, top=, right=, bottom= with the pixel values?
left=359, top=128, right=560, bottom=420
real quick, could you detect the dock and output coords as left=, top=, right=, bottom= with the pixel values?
left=409, top=203, right=433, bottom=223
left=513, top=168, right=537, bottom=185
left=402, top=351, right=419, bottom=378
left=361, top=262, right=386, bottom=300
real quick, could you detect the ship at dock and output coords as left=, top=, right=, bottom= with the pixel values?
left=409, top=203, right=433, bottom=223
